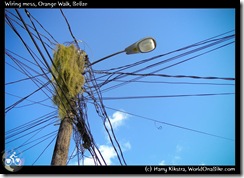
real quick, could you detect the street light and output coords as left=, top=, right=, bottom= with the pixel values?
left=87, top=37, right=156, bottom=67
left=125, top=37, right=156, bottom=54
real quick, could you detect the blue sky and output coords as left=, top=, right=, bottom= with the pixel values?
left=5, top=8, right=235, bottom=166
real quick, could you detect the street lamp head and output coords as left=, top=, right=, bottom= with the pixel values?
left=87, top=37, right=156, bottom=67
left=125, top=37, right=156, bottom=55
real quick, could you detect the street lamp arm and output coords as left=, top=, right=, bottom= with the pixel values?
left=86, top=37, right=156, bottom=68
left=87, top=50, right=125, bottom=67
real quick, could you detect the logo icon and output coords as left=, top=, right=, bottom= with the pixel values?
left=2, top=150, right=24, bottom=172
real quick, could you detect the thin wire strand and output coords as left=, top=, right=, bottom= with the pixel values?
left=104, top=106, right=234, bottom=141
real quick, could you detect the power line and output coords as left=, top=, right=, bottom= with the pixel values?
left=17, top=9, right=76, bottom=120
left=92, top=34, right=234, bottom=87
left=98, top=30, right=234, bottom=73
left=26, top=9, right=59, bottom=45
left=93, top=71, right=235, bottom=81
left=5, top=111, right=57, bottom=135
left=6, top=118, right=57, bottom=143
left=5, top=9, right=57, bottom=50
left=20, top=131, right=57, bottom=155
left=14, top=131, right=58, bottom=151
left=60, top=9, right=79, bottom=47
left=95, top=79, right=235, bottom=86
left=92, top=92, right=234, bottom=100
left=6, top=92, right=54, bottom=109
left=5, top=11, right=59, bottom=110
left=85, top=68, right=127, bottom=165
left=32, top=135, right=57, bottom=165
left=104, top=106, right=234, bottom=141
left=100, top=41, right=235, bottom=93
left=5, top=9, right=235, bottom=166
left=5, top=73, right=49, bottom=85
left=6, top=49, right=41, bottom=68
left=5, top=81, right=50, bottom=113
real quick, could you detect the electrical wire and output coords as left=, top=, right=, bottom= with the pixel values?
left=5, top=9, right=235, bottom=166
left=104, top=106, right=234, bottom=141
left=93, top=71, right=235, bottom=81
left=94, top=79, right=235, bottom=86
left=32, top=135, right=57, bottom=165
left=100, top=41, right=234, bottom=93
left=5, top=81, right=50, bottom=113
left=92, top=33, right=234, bottom=85
left=5, top=9, right=58, bottom=49
left=90, top=92, right=235, bottom=100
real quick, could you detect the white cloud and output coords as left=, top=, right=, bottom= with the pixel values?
left=155, top=144, right=184, bottom=166
left=68, top=145, right=116, bottom=165
left=97, top=145, right=117, bottom=165
left=69, top=142, right=131, bottom=166
left=69, top=111, right=131, bottom=166
left=176, top=144, right=183, bottom=153
left=83, top=145, right=116, bottom=165
left=173, top=156, right=181, bottom=161
left=123, top=141, right=131, bottom=151
left=105, top=111, right=128, bottom=130
left=171, top=144, right=183, bottom=164
left=159, top=160, right=166, bottom=165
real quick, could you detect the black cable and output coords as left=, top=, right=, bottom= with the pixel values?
left=32, top=135, right=57, bottom=165
left=95, top=93, right=234, bottom=100
left=5, top=114, right=56, bottom=140
left=5, top=111, right=57, bottom=134
left=5, top=61, right=25, bottom=74
left=6, top=49, right=40, bottom=68
left=104, top=106, right=234, bottom=141
left=14, top=130, right=58, bottom=151
left=93, top=71, right=235, bottom=81
left=85, top=69, right=126, bottom=165
left=92, top=33, right=234, bottom=84
left=5, top=14, right=50, bottom=71
left=6, top=92, right=55, bottom=109
left=6, top=116, right=56, bottom=141
left=97, top=35, right=234, bottom=89
left=95, top=79, right=235, bottom=86
left=98, top=30, right=234, bottom=73
left=100, top=41, right=234, bottom=93
left=87, top=50, right=125, bottom=67
left=24, top=9, right=84, bottom=121
left=5, top=51, right=50, bottom=96
left=60, top=9, right=79, bottom=47
left=27, top=9, right=59, bottom=45
left=5, top=81, right=50, bottom=113
left=20, top=131, right=58, bottom=154
left=66, top=146, right=77, bottom=165
left=5, top=12, right=58, bottom=110
left=5, top=9, right=57, bottom=50
left=5, top=73, right=48, bottom=85
left=16, top=9, right=74, bottom=119
left=6, top=119, right=57, bottom=144
left=100, top=36, right=234, bottom=88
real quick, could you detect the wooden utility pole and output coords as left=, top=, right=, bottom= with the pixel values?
left=50, top=44, right=86, bottom=165
left=51, top=116, right=73, bottom=165
left=51, top=100, right=76, bottom=165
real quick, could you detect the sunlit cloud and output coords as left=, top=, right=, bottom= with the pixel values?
left=84, top=145, right=117, bottom=165
left=105, top=111, right=128, bottom=130
left=69, top=111, right=130, bottom=166
left=159, top=160, right=166, bottom=165
left=123, top=141, right=131, bottom=151
left=69, top=142, right=131, bottom=165
left=68, top=145, right=116, bottom=165
left=171, top=144, right=183, bottom=165
left=176, top=144, right=183, bottom=153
